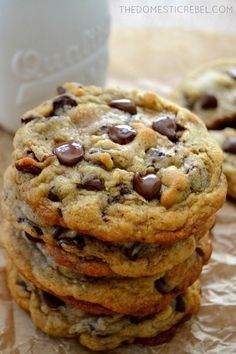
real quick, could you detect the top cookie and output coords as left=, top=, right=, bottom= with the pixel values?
left=11, top=83, right=226, bottom=243
left=172, top=59, right=236, bottom=129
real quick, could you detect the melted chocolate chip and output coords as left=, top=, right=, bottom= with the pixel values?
left=154, top=278, right=171, bottom=294
left=196, top=247, right=205, bottom=257
left=124, top=243, right=144, bottom=260
left=15, top=159, right=42, bottom=175
left=57, top=208, right=63, bottom=218
left=42, top=291, right=65, bottom=308
left=152, top=117, right=177, bottom=141
left=53, top=142, right=84, bottom=166
left=175, top=295, right=186, bottom=312
left=109, top=99, right=137, bottom=115
left=88, top=323, right=96, bottom=332
left=228, top=68, right=236, bottom=80
left=199, top=93, right=218, bottom=110
left=222, top=137, right=236, bottom=154
left=21, top=115, right=42, bottom=124
left=48, top=190, right=60, bottom=202
left=57, top=235, right=85, bottom=250
left=17, top=217, right=27, bottom=224
left=108, top=125, right=136, bottom=145
left=29, top=222, right=43, bottom=236
left=133, top=173, right=161, bottom=201
left=129, top=316, right=143, bottom=324
left=52, top=226, right=67, bottom=238
left=56, top=86, right=66, bottom=94
left=23, top=231, right=44, bottom=243
left=82, top=178, right=104, bottom=191
left=119, top=184, right=130, bottom=195
left=52, top=95, right=77, bottom=115
left=18, top=218, right=43, bottom=236
left=16, top=279, right=27, bottom=288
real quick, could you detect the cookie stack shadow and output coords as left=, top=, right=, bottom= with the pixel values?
left=2, top=83, right=227, bottom=351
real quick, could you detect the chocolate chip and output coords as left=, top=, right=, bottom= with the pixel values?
left=21, top=115, right=42, bottom=124
left=18, top=218, right=43, bottom=236
left=42, top=291, right=65, bottom=308
left=82, top=178, right=104, bottom=191
left=56, top=86, right=66, bottom=94
left=175, top=295, right=186, bottom=312
left=57, top=208, right=63, bottom=218
left=152, top=117, right=177, bottom=141
left=53, top=142, right=84, bottom=166
left=16, top=279, right=27, bottom=288
left=48, top=190, right=60, bottom=202
left=222, top=137, right=236, bottom=154
left=15, top=158, right=42, bottom=175
left=57, top=235, right=85, bottom=250
left=88, top=323, right=96, bottom=332
left=109, top=99, right=137, bottom=115
left=124, top=243, right=144, bottom=260
left=133, top=173, right=161, bottom=201
left=129, top=316, right=143, bottom=324
left=196, top=247, right=204, bottom=257
left=119, top=184, right=130, bottom=195
left=17, top=217, right=27, bottom=224
left=23, top=231, right=44, bottom=243
left=52, top=95, right=77, bottom=115
left=52, top=226, right=67, bottom=238
left=108, top=125, right=136, bottom=145
left=199, top=93, right=218, bottom=110
left=28, top=222, right=43, bottom=236
left=228, top=68, right=236, bottom=80
left=154, top=278, right=171, bottom=294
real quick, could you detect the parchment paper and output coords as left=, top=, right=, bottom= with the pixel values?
left=1, top=27, right=236, bottom=353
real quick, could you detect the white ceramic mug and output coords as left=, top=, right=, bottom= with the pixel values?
left=0, top=0, right=110, bottom=132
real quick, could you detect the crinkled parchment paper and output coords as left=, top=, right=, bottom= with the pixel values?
left=0, top=27, right=236, bottom=353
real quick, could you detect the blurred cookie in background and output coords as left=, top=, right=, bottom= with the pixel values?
left=210, top=128, right=236, bottom=200
left=171, top=59, right=236, bottom=129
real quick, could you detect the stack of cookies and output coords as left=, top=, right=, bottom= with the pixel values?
left=2, top=83, right=226, bottom=351
left=172, top=58, right=236, bottom=200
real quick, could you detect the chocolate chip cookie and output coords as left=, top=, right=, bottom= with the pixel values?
left=210, top=128, right=236, bottom=199
left=2, top=223, right=210, bottom=317
left=11, top=83, right=226, bottom=243
left=7, top=258, right=201, bottom=351
left=3, top=167, right=215, bottom=278
left=172, top=59, right=236, bottom=129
